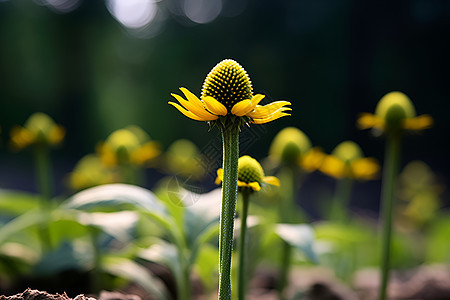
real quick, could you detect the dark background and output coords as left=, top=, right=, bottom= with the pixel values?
left=0, top=0, right=448, bottom=214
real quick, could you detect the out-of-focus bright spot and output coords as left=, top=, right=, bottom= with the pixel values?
left=38, top=0, right=81, bottom=13
left=183, top=0, right=222, bottom=24
left=107, top=0, right=158, bottom=29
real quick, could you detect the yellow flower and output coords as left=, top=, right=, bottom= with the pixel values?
left=169, top=59, right=291, bottom=127
left=357, top=91, right=433, bottom=134
left=216, top=155, right=280, bottom=192
left=164, top=139, right=206, bottom=179
left=97, top=126, right=160, bottom=167
left=269, top=127, right=325, bottom=172
left=10, top=112, right=65, bottom=151
left=320, top=141, right=379, bottom=180
left=68, top=154, right=117, bottom=190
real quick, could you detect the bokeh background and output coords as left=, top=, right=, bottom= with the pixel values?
left=0, top=0, right=449, bottom=214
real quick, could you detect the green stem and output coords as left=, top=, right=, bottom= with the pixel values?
left=238, top=191, right=250, bottom=300
left=34, top=145, right=53, bottom=206
left=379, top=134, right=401, bottom=300
left=218, top=124, right=240, bottom=300
left=278, top=240, right=292, bottom=300
left=330, top=177, right=353, bottom=223
left=34, top=145, right=53, bottom=250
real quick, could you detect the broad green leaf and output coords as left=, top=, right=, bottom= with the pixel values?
left=0, top=210, right=47, bottom=246
left=0, top=189, right=40, bottom=216
left=314, top=221, right=372, bottom=243
left=138, top=240, right=184, bottom=294
left=275, top=223, right=318, bottom=264
left=32, top=240, right=93, bottom=275
left=102, top=255, right=169, bottom=300
left=64, top=184, right=167, bottom=216
left=75, top=211, right=139, bottom=243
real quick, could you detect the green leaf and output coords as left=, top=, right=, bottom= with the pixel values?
left=63, top=184, right=167, bottom=216
left=102, top=255, right=169, bottom=300
left=275, top=223, right=318, bottom=264
left=0, top=189, right=40, bottom=216
left=0, top=210, right=47, bottom=246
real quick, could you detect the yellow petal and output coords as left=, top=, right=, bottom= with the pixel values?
left=203, top=96, right=227, bottom=116
left=251, top=94, right=265, bottom=106
left=179, top=87, right=205, bottom=109
left=356, top=113, right=383, bottom=130
left=10, top=126, right=33, bottom=150
left=251, top=111, right=291, bottom=124
left=351, top=158, right=379, bottom=180
left=300, top=147, right=326, bottom=172
left=231, top=100, right=254, bottom=116
left=168, top=102, right=213, bottom=121
left=171, top=94, right=219, bottom=120
left=215, top=168, right=224, bottom=185
left=320, top=155, right=346, bottom=179
left=263, top=176, right=280, bottom=187
left=248, top=101, right=291, bottom=119
left=248, top=182, right=261, bottom=191
left=402, top=114, right=433, bottom=130
left=49, top=125, right=65, bottom=145
left=237, top=180, right=248, bottom=187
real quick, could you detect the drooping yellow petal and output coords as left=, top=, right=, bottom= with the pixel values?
left=251, top=111, right=291, bottom=124
left=10, top=126, right=34, bottom=150
left=231, top=100, right=254, bottom=116
left=237, top=180, right=248, bottom=187
left=168, top=102, right=215, bottom=121
left=171, top=94, right=219, bottom=120
left=179, top=87, right=206, bottom=109
left=49, top=125, right=66, bottom=145
left=402, top=114, right=433, bottom=130
left=300, top=147, right=326, bottom=172
left=248, top=182, right=261, bottom=191
left=203, top=96, right=228, bottom=116
left=263, top=176, right=280, bottom=187
left=215, top=168, right=224, bottom=185
left=356, top=113, right=384, bottom=130
left=251, top=94, right=265, bottom=106
left=248, top=101, right=292, bottom=119
left=320, top=155, right=346, bottom=179
left=351, top=158, right=380, bottom=180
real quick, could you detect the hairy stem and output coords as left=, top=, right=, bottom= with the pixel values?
left=238, top=191, right=250, bottom=300
left=218, top=124, right=240, bottom=300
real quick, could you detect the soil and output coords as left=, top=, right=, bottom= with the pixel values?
left=0, top=289, right=141, bottom=300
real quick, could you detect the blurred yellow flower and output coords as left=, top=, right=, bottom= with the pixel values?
left=164, top=139, right=206, bottom=179
left=397, top=161, right=443, bottom=227
left=320, top=141, right=379, bottom=180
left=216, top=155, right=280, bottom=192
left=169, top=59, right=291, bottom=127
left=97, top=126, right=160, bottom=167
left=68, top=154, right=117, bottom=190
left=357, top=91, right=433, bottom=134
left=269, top=127, right=325, bottom=172
left=10, top=112, right=65, bottom=151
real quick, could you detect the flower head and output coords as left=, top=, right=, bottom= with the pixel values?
left=216, top=155, right=280, bottom=192
left=97, top=126, right=160, bottom=167
left=269, top=127, right=325, bottom=172
left=10, top=112, right=65, bottom=151
left=320, top=141, right=379, bottom=180
left=68, top=154, right=117, bottom=190
left=357, top=91, right=433, bottom=135
left=169, top=59, right=291, bottom=128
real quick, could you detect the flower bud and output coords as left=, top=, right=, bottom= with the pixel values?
left=269, top=127, right=311, bottom=166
